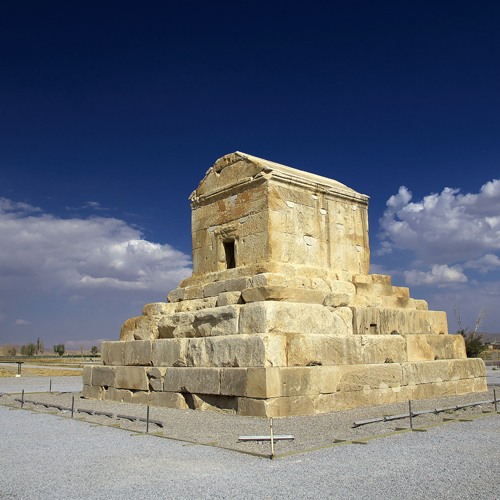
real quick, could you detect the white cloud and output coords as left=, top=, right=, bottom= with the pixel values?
left=0, top=197, right=192, bottom=300
left=405, top=265, right=468, bottom=286
left=14, top=319, right=31, bottom=325
left=464, top=254, right=500, bottom=274
left=378, top=180, right=500, bottom=265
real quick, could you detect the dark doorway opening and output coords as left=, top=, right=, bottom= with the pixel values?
left=223, top=240, right=236, bottom=269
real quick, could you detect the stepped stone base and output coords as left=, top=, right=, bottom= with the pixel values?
left=83, top=154, right=487, bottom=417
left=83, top=339, right=486, bottom=417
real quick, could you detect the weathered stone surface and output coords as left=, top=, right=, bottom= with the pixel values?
left=242, top=286, right=327, bottom=304
left=142, top=302, right=177, bottom=316
left=163, top=367, right=221, bottom=394
left=287, top=334, right=406, bottom=366
left=352, top=307, right=448, bottom=335
left=83, top=384, right=104, bottom=400
left=123, top=340, right=152, bottom=366
left=148, top=391, right=189, bottom=409
left=216, top=291, right=243, bottom=306
left=404, top=334, right=466, bottom=361
left=120, top=315, right=162, bottom=341
left=82, top=366, right=92, bottom=385
left=91, top=366, right=115, bottom=387
left=147, top=367, right=166, bottom=391
left=114, top=366, right=148, bottom=391
left=158, top=306, right=239, bottom=338
left=101, top=341, right=125, bottom=366
left=239, top=302, right=351, bottom=335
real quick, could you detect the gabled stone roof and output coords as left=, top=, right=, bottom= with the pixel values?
left=191, top=152, right=368, bottom=203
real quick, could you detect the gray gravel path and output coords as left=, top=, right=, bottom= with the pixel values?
left=1, top=404, right=499, bottom=499
left=0, top=376, right=83, bottom=394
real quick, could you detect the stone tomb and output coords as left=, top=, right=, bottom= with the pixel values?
left=83, top=152, right=486, bottom=416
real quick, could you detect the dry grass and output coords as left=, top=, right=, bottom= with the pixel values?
left=0, top=366, right=83, bottom=377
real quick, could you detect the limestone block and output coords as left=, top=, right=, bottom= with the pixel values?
left=216, top=291, right=243, bottom=306
left=168, top=285, right=204, bottom=302
left=239, top=302, right=350, bottom=335
left=207, top=334, right=287, bottom=367
left=82, top=366, right=92, bottom=385
left=152, top=339, right=184, bottom=367
left=409, top=381, right=456, bottom=400
left=148, top=392, right=189, bottom=409
left=403, top=334, right=467, bottom=362
left=176, top=297, right=217, bottom=312
left=114, top=366, right=149, bottom=391
left=237, top=396, right=279, bottom=417
left=123, top=340, right=152, bottom=366
left=355, top=282, right=394, bottom=298
left=219, top=366, right=281, bottom=398
left=220, top=368, right=247, bottom=396
left=314, top=385, right=411, bottom=413
left=242, top=286, right=327, bottom=304
left=379, top=309, right=448, bottom=335
left=279, top=367, right=326, bottom=396
left=130, top=391, right=149, bottom=405
left=336, top=363, right=403, bottom=393
left=352, top=307, right=448, bottom=335
left=104, top=387, right=133, bottom=403
left=167, top=288, right=185, bottom=303
left=371, top=274, right=392, bottom=286
left=119, top=315, right=161, bottom=341
left=83, top=384, right=104, bottom=400
left=163, top=367, right=221, bottom=394
left=101, top=341, right=125, bottom=366
left=323, top=293, right=355, bottom=307
left=158, top=306, right=240, bottom=338
left=203, top=277, right=249, bottom=298
left=91, top=366, right=115, bottom=387
left=449, top=358, right=486, bottom=380
left=287, top=334, right=406, bottom=366
left=142, top=302, right=177, bottom=316
left=352, top=307, right=380, bottom=334
left=402, top=360, right=451, bottom=386
left=190, top=394, right=238, bottom=413
left=147, top=367, right=166, bottom=391
left=276, top=395, right=315, bottom=417
left=414, top=300, right=429, bottom=311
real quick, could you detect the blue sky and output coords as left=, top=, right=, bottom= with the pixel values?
left=1, top=1, right=499, bottom=349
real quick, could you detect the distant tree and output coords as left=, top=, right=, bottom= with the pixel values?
left=80, top=344, right=85, bottom=358
left=53, top=343, right=65, bottom=357
left=21, top=343, right=36, bottom=357
left=40, top=341, right=44, bottom=356
left=454, top=305, right=489, bottom=358
left=4, top=344, right=17, bottom=357
left=36, top=337, right=41, bottom=356
left=90, top=345, right=99, bottom=356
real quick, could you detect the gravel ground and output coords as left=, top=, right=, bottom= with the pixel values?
left=0, top=375, right=83, bottom=394
left=1, top=379, right=499, bottom=457
left=1, top=402, right=499, bottom=499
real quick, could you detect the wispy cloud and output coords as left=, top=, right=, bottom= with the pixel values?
left=0, top=197, right=192, bottom=341
left=14, top=319, right=31, bottom=325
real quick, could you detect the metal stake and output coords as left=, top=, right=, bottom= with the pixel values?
left=49, top=379, right=52, bottom=393
left=146, top=405, right=150, bottom=434
left=21, top=389, right=24, bottom=408
left=409, top=400, right=413, bottom=430
left=270, top=418, right=275, bottom=459
left=494, top=389, right=498, bottom=412
left=71, top=396, right=74, bottom=418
